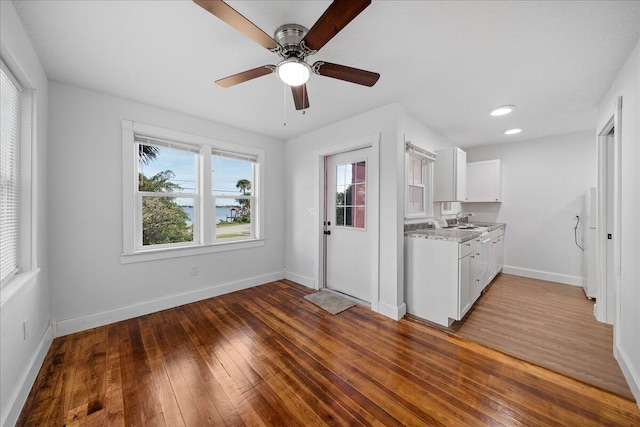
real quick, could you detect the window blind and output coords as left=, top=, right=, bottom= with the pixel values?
left=134, top=135, right=200, bottom=154
left=212, top=149, right=257, bottom=163
left=1, top=61, right=23, bottom=285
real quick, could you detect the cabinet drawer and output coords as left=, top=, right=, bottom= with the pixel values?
left=459, top=238, right=479, bottom=258
left=489, top=227, right=504, bottom=240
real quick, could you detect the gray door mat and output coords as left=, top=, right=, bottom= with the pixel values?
left=304, top=290, right=356, bottom=315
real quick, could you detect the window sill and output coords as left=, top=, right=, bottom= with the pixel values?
left=121, top=239, right=265, bottom=264
left=404, top=215, right=434, bottom=224
left=0, top=268, right=41, bottom=307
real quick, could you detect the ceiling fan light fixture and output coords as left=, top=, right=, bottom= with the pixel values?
left=490, top=105, right=516, bottom=116
left=277, top=58, right=310, bottom=87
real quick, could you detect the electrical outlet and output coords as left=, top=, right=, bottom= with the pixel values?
left=23, top=319, right=28, bottom=340
left=190, top=266, right=199, bottom=276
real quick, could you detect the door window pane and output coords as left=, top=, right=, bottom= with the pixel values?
left=335, top=161, right=366, bottom=229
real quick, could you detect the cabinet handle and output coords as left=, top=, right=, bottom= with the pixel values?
left=465, top=243, right=471, bottom=246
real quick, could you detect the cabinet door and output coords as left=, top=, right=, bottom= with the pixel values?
left=488, top=238, right=497, bottom=279
left=495, top=236, right=504, bottom=271
left=455, top=148, right=467, bottom=201
left=469, top=253, right=483, bottom=302
left=434, top=147, right=467, bottom=202
left=458, top=254, right=471, bottom=319
left=466, top=159, right=501, bottom=202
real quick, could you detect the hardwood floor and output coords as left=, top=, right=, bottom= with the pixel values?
left=452, top=274, right=634, bottom=400
left=19, top=280, right=640, bottom=426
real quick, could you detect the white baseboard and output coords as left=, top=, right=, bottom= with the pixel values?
left=284, top=271, right=316, bottom=289
left=377, top=301, right=407, bottom=321
left=2, top=325, right=53, bottom=427
left=54, top=271, right=285, bottom=337
left=614, top=345, right=640, bottom=407
left=502, top=265, right=583, bottom=287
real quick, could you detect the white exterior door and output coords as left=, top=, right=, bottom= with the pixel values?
left=325, top=147, right=375, bottom=302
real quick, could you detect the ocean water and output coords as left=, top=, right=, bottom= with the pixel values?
left=181, top=206, right=236, bottom=225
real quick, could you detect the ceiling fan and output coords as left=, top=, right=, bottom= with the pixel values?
left=193, top=0, right=380, bottom=110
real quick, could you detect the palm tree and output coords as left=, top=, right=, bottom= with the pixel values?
left=139, top=145, right=159, bottom=165
left=236, top=179, right=251, bottom=217
left=236, top=179, right=251, bottom=195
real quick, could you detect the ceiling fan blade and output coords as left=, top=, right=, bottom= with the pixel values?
left=194, top=0, right=281, bottom=51
left=291, top=84, right=310, bottom=110
left=313, top=62, right=380, bottom=87
left=215, top=65, right=275, bottom=88
left=301, top=0, right=371, bottom=52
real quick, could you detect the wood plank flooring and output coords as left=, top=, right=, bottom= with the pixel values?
left=19, top=280, right=640, bottom=426
left=451, top=274, right=634, bottom=400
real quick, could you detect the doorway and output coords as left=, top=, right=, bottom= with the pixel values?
left=316, top=135, right=379, bottom=307
left=596, top=96, right=622, bottom=326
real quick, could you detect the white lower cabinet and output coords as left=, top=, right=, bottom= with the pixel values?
left=405, top=236, right=482, bottom=327
left=458, top=252, right=472, bottom=318
left=486, top=227, right=505, bottom=283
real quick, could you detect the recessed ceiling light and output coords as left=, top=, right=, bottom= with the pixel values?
left=490, top=105, right=516, bottom=116
left=504, top=128, right=522, bottom=135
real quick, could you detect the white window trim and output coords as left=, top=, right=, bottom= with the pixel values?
left=404, top=142, right=435, bottom=220
left=0, top=47, right=39, bottom=300
left=121, top=120, right=265, bottom=264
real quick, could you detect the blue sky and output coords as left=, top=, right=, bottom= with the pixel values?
left=139, top=146, right=252, bottom=197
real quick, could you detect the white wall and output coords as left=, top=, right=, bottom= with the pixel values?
left=463, top=130, right=597, bottom=285
left=0, top=2, right=51, bottom=426
left=47, top=82, right=286, bottom=335
left=597, top=38, right=640, bottom=403
left=284, top=103, right=451, bottom=319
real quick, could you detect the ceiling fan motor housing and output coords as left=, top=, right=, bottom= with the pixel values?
left=275, top=24, right=309, bottom=59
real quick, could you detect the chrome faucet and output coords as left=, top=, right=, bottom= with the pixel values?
left=455, top=211, right=474, bottom=224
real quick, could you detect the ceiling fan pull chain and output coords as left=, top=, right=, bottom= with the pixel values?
left=283, top=82, right=287, bottom=126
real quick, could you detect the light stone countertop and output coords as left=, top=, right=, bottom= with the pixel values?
left=404, top=222, right=506, bottom=243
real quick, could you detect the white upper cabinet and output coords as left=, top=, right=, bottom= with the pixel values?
left=465, top=159, right=502, bottom=202
left=434, top=147, right=467, bottom=202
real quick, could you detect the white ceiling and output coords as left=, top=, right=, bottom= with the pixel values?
left=12, top=0, right=640, bottom=147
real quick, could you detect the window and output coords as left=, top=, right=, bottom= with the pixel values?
left=212, top=152, right=255, bottom=240
left=122, top=121, right=264, bottom=262
left=335, top=161, right=366, bottom=229
left=405, top=143, right=435, bottom=219
left=137, top=139, right=198, bottom=248
left=1, top=60, right=22, bottom=285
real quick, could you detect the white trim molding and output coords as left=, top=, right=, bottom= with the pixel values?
left=377, top=301, right=407, bottom=321
left=1, top=325, right=53, bottom=427
left=502, top=265, right=583, bottom=287
left=314, top=134, right=381, bottom=314
left=614, top=345, right=640, bottom=404
left=284, top=270, right=316, bottom=288
left=54, top=271, right=284, bottom=337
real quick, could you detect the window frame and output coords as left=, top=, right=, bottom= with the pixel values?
left=121, top=121, right=265, bottom=264
left=0, top=54, right=39, bottom=298
left=404, top=143, right=435, bottom=220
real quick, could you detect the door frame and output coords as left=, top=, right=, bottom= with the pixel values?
left=314, top=134, right=380, bottom=311
left=595, top=96, right=622, bottom=332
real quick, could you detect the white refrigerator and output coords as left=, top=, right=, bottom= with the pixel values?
left=582, top=187, right=598, bottom=299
